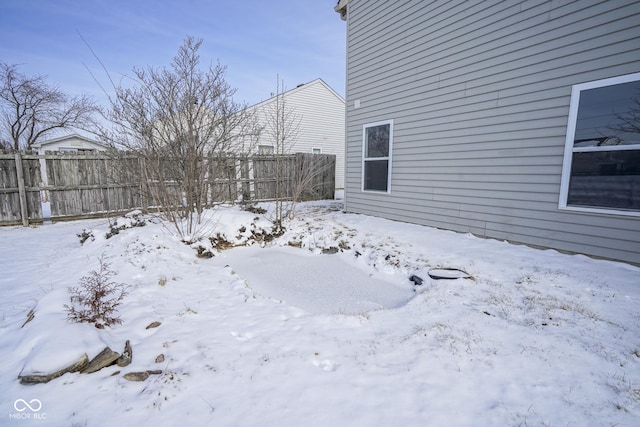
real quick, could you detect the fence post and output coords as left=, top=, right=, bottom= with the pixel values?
left=14, top=152, right=29, bottom=226
left=139, top=156, right=148, bottom=212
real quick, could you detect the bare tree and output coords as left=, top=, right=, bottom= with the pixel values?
left=612, top=96, right=640, bottom=137
left=262, top=76, right=301, bottom=234
left=0, top=62, right=96, bottom=150
left=98, top=36, right=257, bottom=241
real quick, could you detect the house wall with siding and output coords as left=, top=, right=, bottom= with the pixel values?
left=248, top=79, right=346, bottom=190
left=343, top=0, right=640, bottom=264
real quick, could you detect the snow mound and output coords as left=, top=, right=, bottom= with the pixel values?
left=214, top=246, right=414, bottom=314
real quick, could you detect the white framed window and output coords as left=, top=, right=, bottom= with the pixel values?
left=362, top=119, right=393, bottom=193
left=257, top=144, right=274, bottom=155
left=312, top=147, right=321, bottom=154
left=559, top=72, right=640, bottom=216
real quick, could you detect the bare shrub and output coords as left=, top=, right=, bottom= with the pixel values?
left=261, top=77, right=300, bottom=233
left=64, top=255, right=128, bottom=328
left=95, top=36, right=259, bottom=242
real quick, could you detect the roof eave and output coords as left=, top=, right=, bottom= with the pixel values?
left=334, top=0, right=348, bottom=21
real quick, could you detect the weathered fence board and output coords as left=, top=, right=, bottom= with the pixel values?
left=296, top=153, right=336, bottom=201
left=44, top=153, right=144, bottom=219
left=0, top=151, right=335, bottom=226
left=208, top=155, right=239, bottom=203
left=0, top=152, right=41, bottom=224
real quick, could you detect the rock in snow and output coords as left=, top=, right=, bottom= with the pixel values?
left=123, top=370, right=162, bottom=382
left=116, top=340, right=132, bottom=367
left=81, top=347, right=120, bottom=374
left=20, top=342, right=133, bottom=383
left=408, top=274, right=424, bottom=285
left=19, top=353, right=89, bottom=384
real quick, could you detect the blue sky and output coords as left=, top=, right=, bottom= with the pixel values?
left=0, top=0, right=346, bottom=107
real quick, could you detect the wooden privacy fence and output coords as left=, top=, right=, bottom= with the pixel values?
left=0, top=151, right=335, bottom=226
left=0, top=152, right=41, bottom=226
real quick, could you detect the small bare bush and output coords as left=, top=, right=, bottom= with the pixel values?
left=64, top=255, right=128, bottom=328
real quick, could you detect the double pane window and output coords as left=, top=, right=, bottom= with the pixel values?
left=560, top=73, right=640, bottom=214
left=362, top=120, right=393, bottom=192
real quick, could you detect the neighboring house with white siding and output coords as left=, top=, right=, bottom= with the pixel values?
left=243, top=78, right=345, bottom=190
left=32, top=134, right=108, bottom=154
left=335, top=0, right=640, bottom=264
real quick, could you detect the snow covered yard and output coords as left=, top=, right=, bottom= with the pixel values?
left=1, top=200, right=639, bottom=427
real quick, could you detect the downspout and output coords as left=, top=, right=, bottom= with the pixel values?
left=334, top=0, right=349, bottom=205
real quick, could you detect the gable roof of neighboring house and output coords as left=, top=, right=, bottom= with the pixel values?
left=248, top=78, right=344, bottom=110
left=32, top=134, right=109, bottom=151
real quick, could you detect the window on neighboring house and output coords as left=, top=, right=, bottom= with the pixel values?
left=560, top=73, right=640, bottom=215
left=362, top=120, right=393, bottom=192
left=312, top=147, right=321, bottom=154
left=258, top=144, right=274, bottom=155
left=58, top=147, right=96, bottom=153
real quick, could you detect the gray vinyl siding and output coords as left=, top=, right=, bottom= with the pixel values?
left=343, top=0, right=640, bottom=264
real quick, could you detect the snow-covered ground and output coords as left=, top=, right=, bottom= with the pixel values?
left=1, top=200, right=639, bottom=426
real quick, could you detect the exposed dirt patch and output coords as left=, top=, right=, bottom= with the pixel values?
left=210, top=233, right=235, bottom=251
left=244, top=205, right=267, bottom=215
